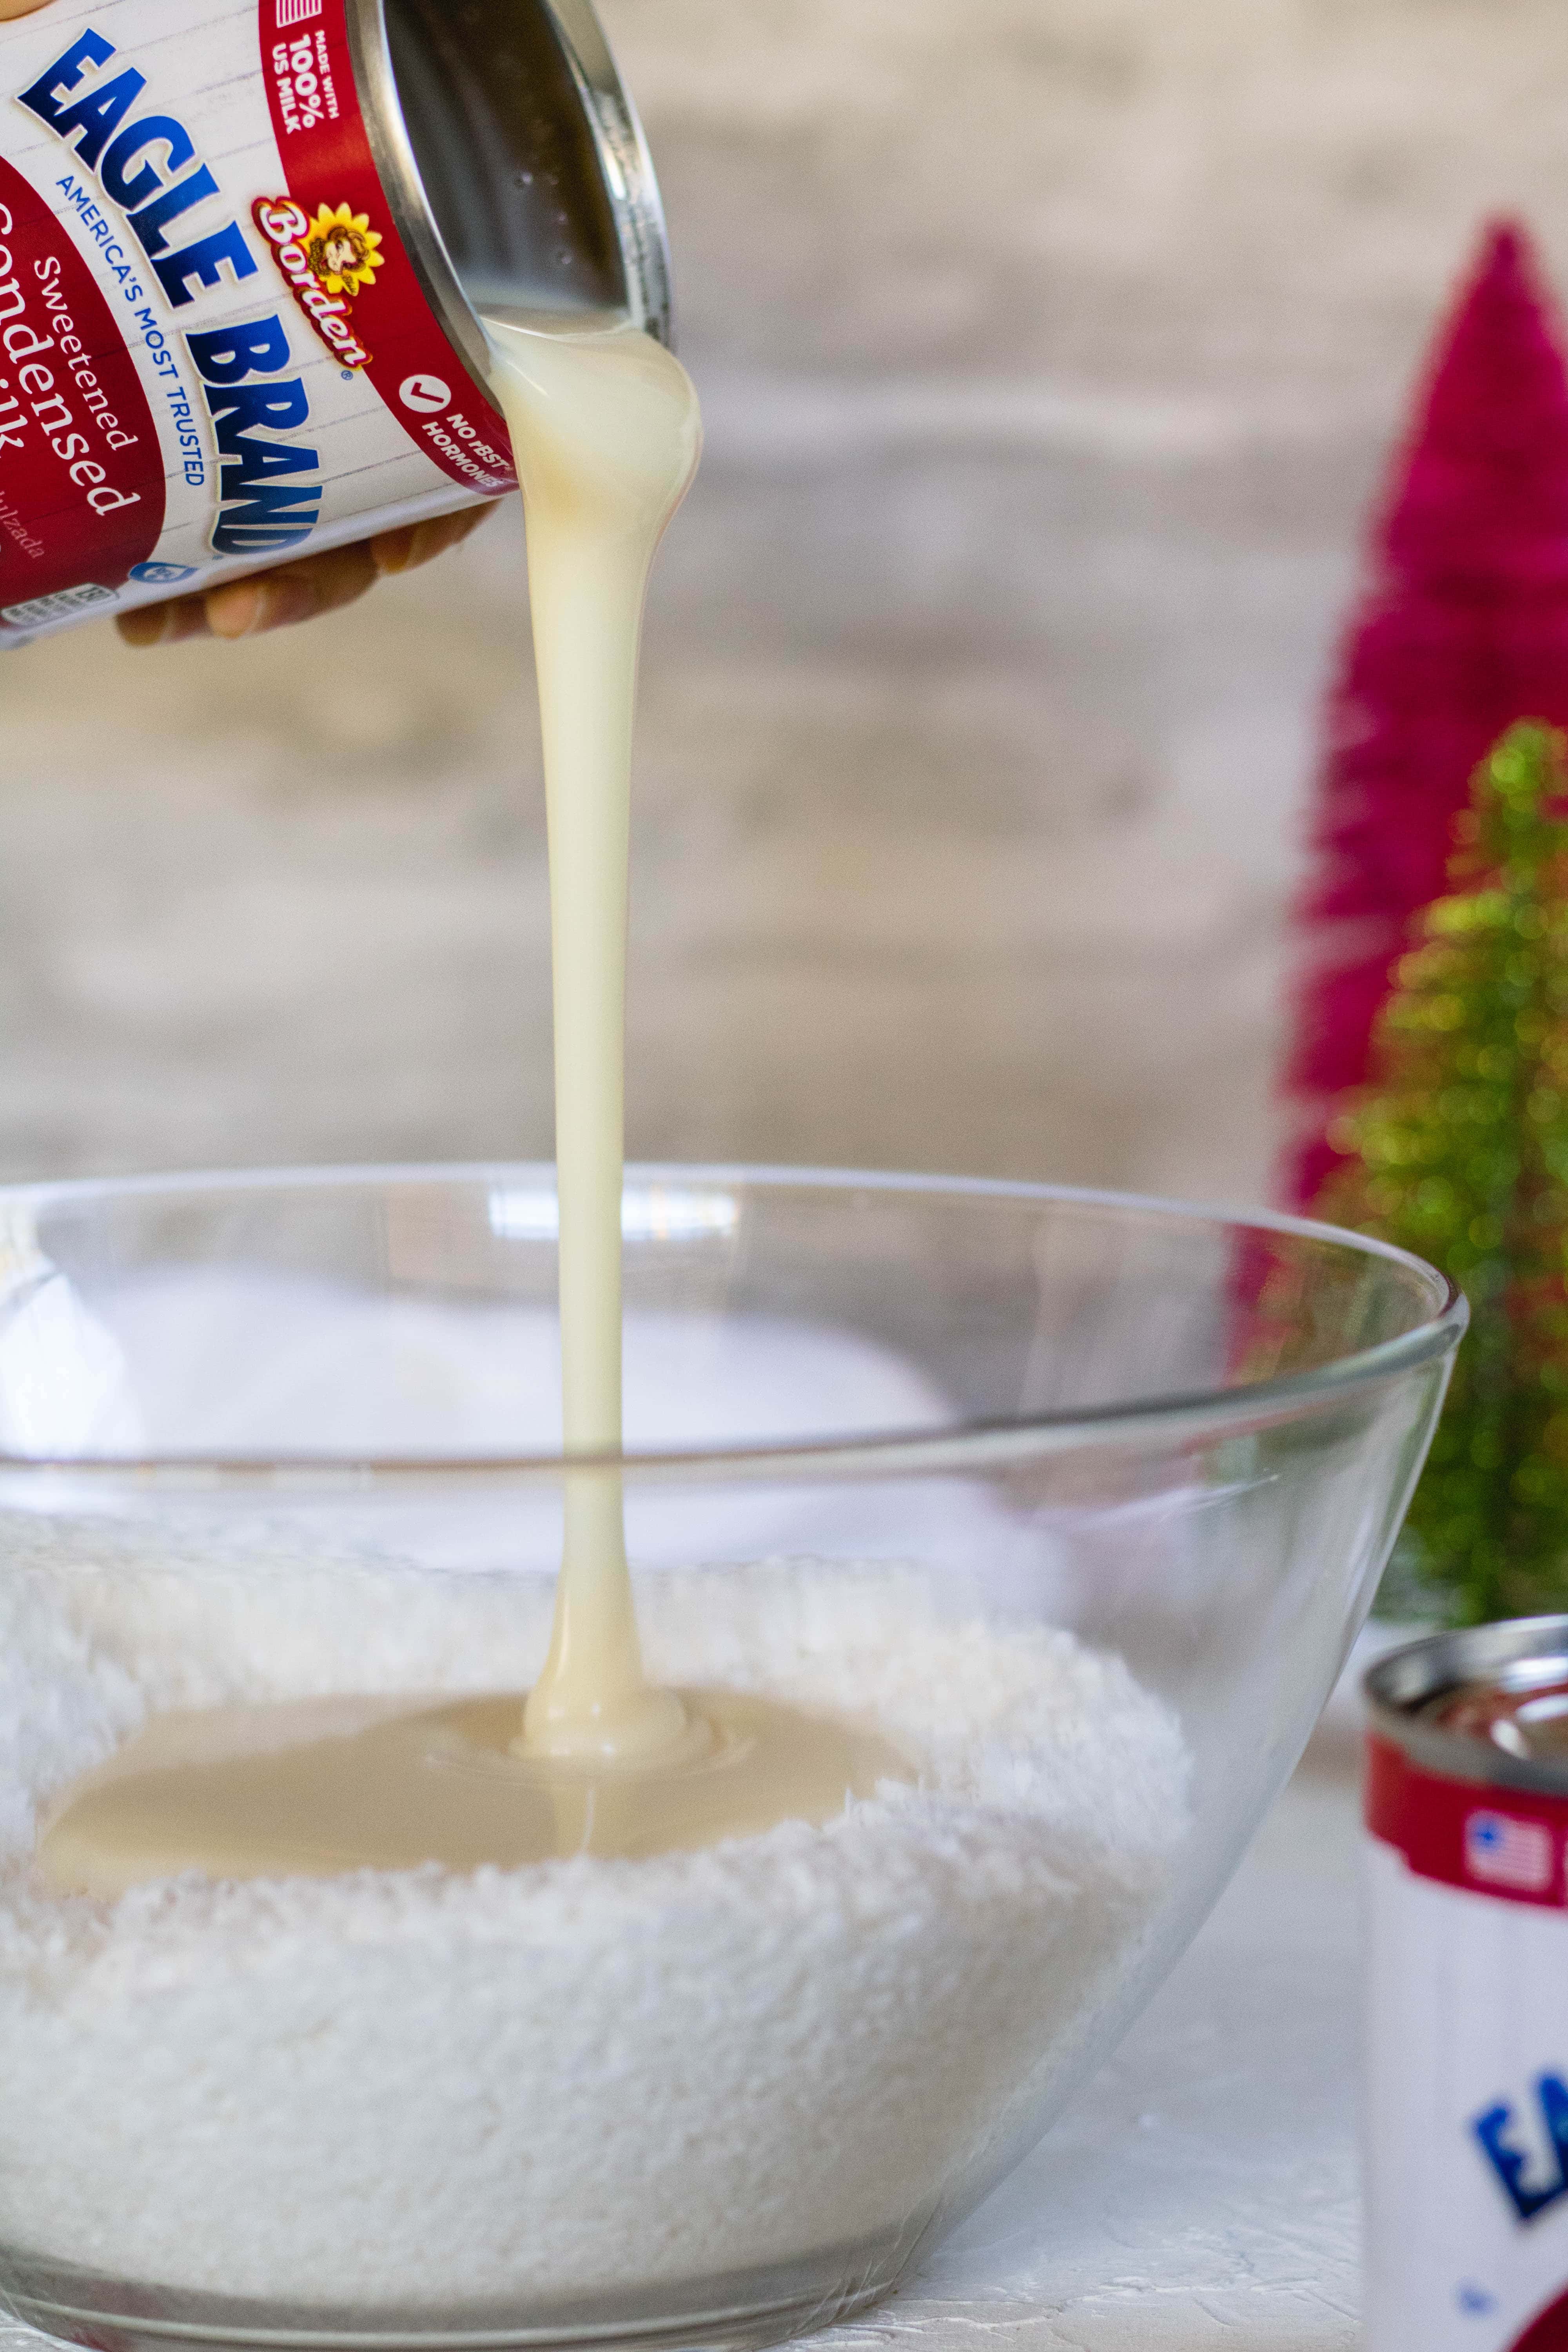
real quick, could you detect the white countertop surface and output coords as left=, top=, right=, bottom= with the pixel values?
left=835, top=1732, right=1363, bottom=2351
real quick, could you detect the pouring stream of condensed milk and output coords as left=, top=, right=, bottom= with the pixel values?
left=36, top=320, right=912, bottom=1900
left=493, top=318, right=698, bottom=1767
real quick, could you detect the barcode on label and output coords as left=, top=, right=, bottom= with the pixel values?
left=276, top=0, right=322, bottom=27
left=2, top=584, right=114, bottom=627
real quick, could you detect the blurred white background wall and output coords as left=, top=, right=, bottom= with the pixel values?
left=3, top=0, right=1567, bottom=1196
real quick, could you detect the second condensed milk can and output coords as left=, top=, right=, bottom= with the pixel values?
left=1367, top=1619, right=1568, bottom=2350
left=0, top=0, right=671, bottom=645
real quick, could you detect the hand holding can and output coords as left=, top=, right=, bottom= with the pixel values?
left=0, top=0, right=560, bottom=649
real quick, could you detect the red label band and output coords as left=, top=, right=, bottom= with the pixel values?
left=1367, top=1732, right=1568, bottom=1908
left=256, top=0, right=517, bottom=497
left=1514, top=2286, right=1568, bottom=2350
left=0, top=151, right=163, bottom=624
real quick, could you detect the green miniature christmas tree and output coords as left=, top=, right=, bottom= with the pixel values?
left=1316, top=720, right=1568, bottom=1623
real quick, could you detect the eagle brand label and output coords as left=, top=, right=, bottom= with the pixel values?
left=1367, top=1731, right=1568, bottom=2350
left=0, top=0, right=516, bottom=643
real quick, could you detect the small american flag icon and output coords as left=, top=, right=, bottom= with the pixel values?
left=1465, top=1810, right=1553, bottom=1893
left=276, top=0, right=321, bottom=26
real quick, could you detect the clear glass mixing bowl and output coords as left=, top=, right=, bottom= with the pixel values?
left=0, top=1165, right=1461, bottom=2352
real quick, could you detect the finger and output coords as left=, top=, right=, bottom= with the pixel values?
left=0, top=0, right=56, bottom=19
left=201, top=538, right=380, bottom=639
left=116, top=594, right=214, bottom=650
left=113, top=499, right=495, bottom=648
left=371, top=501, right=492, bottom=578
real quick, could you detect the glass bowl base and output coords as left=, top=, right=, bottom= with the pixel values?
left=1, top=2236, right=914, bottom=2352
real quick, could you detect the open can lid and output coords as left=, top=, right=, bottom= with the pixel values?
left=1366, top=1615, right=1568, bottom=1796
left=346, top=0, right=673, bottom=391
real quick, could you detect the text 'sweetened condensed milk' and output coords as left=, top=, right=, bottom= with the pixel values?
left=0, top=0, right=668, bottom=642
left=1366, top=1621, right=1568, bottom=2352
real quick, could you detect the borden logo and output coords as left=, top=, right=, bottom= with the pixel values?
left=251, top=197, right=376, bottom=369
left=301, top=202, right=383, bottom=295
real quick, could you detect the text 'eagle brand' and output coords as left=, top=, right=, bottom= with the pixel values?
left=16, top=25, right=321, bottom=555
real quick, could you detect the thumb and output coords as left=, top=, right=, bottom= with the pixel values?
left=0, top=0, right=59, bottom=18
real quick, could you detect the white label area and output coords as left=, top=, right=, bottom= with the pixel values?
left=1366, top=1831, right=1568, bottom=2350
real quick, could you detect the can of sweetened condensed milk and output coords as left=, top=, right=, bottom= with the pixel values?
left=1366, top=1619, right=1568, bottom=2349
left=0, top=0, right=670, bottom=643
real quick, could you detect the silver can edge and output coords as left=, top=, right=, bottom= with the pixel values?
left=1366, top=1614, right=1568, bottom=1798
left=344, top=0, right=673, bottom=377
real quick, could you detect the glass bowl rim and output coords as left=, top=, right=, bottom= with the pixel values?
left=0, top=1160, right=1467, bottom=1488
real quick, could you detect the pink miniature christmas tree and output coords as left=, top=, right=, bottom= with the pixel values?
left=1284, top=220, right=1568, bottom=1208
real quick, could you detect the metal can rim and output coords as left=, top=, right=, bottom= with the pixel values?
left=1365, top=1614, right=1568, bottom=1795
left=346, top=0, right=674, bottom=394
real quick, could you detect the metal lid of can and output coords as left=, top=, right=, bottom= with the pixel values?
left=1366, top=1615, right=1568, bottom=1795
left=348, top=0, right=673, bottom=391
